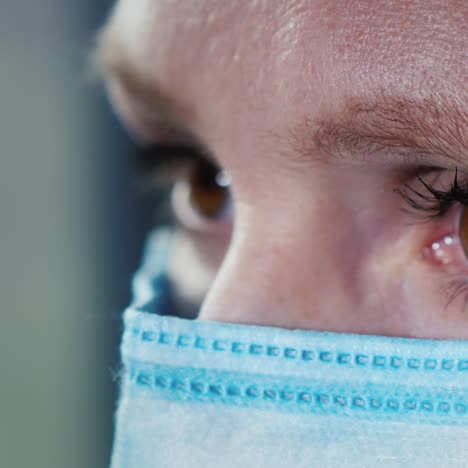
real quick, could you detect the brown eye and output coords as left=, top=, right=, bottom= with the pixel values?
left=459, top=207, right=468, bottom=257
left=188, top=159, right=231, bottom=219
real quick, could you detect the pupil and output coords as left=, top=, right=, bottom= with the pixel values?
left=189, top=160, right=228, bottom=218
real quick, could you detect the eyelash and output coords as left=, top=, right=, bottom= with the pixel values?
left=133, top=143, right=217, bottom=182
left=396, top=169, right=468, bottom=219
left=135, top=149, right=468, bottom=229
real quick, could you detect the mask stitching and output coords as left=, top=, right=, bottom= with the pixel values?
left=129, top=366, right=467, bottom=420
left=130, top=327, right=468, bottom=373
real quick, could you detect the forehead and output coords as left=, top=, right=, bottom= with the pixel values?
left=100, top=0, right=466, bottom=145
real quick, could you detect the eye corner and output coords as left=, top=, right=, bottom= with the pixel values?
left=421, top=204, right=468, bottom=269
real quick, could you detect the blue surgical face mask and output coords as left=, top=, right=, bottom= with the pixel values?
left=110, top=228, right=468, bottom=468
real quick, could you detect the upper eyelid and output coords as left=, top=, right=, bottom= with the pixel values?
left=135, top=142, right=215, bottom=164
left=396, top=169, right=468, bottom=219
left=132, top=143, right=219, bottom=184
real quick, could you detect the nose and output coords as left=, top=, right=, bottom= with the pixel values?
left=198, top=218, right=377, bottom=334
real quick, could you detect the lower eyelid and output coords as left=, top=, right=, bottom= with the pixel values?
left=443, top=274, right=468, bottom=311
left=171, top=179, right=207, bottom=230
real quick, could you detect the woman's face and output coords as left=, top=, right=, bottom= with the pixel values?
left=96, top=0, right=468, bottom=338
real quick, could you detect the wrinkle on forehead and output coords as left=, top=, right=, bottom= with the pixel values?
left=99, top=0, right=466, bottom=97
left=338, top=1, right=467, bottom=85
left=97, top=0, right=467, bottom=161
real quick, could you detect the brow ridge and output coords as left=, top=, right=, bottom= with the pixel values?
left=291, top=95, right=468, bottom=166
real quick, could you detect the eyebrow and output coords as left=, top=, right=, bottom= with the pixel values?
left=93, top=29, right=467, bottom=167
left=294, top=94, right=468, bottom=167
left=91, top=28, right=185, bottom=121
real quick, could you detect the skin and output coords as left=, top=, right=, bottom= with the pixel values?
left=96, top=0, right=468, bottom=338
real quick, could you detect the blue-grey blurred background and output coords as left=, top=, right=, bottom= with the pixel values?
left=0, top=1, right=154, bottom=466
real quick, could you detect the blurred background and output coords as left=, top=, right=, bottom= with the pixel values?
left=0, top=1, right=155, bottom=466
